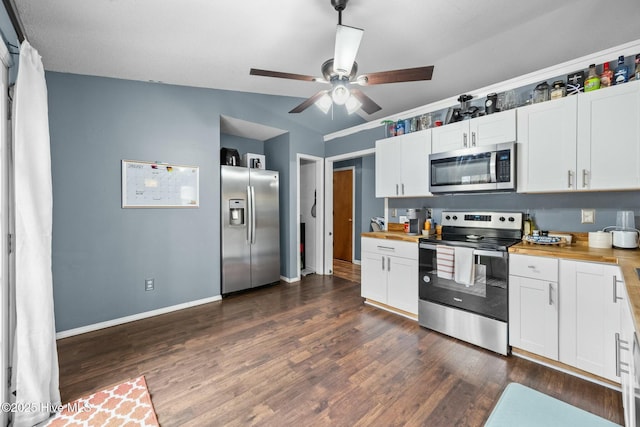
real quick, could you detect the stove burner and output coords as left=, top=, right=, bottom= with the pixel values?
left=466, top=234, right=484, bottom=240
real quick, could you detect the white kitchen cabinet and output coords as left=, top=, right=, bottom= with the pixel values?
left=509, top=254, right=559, bottom=359
left=431, top=109, right=516, bottom=154
left=375, top=129, right=431, bottom=198
left=619, top=280, right=636, bottom=427
left=559, top=259, right=622, bottom=383
left=577, top=80, right=640, bottom=191
left=517, top=96, right=578, bottom=192
left=361, top=237, right=418, bottom=316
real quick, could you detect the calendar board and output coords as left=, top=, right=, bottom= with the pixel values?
left=122, top=160, right=199, bottom=208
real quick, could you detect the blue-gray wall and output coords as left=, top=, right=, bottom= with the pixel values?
left=47, top=71, right=363, bottom=331
left=220, top=133, right=264, bottom=158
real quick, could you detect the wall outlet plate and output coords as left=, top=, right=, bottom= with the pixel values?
left=145, top=278, right=155, bottom=291
left=581, top=209, right=595, bottom=224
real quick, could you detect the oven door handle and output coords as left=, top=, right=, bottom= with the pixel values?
left=419, top=243, right=506, bottom=259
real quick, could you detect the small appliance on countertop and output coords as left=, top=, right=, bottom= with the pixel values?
left=602, top=210, right=639, bottom=249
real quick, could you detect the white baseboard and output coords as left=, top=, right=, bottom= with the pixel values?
left=280, top=275, right=300, bottom=283
left=56, top=295, right=222, bottom=339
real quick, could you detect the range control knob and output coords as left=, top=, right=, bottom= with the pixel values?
left=452, top=215, right=458, bottom=221
left=508, top=217, right=515, bottom=222
left=499, top=216, right=506, bottom=222
left=445, top=215, right=451, bottom=220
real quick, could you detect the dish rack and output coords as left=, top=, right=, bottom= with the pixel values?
left=522, top=235, right=567, bottom=246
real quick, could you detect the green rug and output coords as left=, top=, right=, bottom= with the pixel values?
left=485, top=383, right=621, bottom=427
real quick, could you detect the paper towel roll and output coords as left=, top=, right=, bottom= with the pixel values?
left=588, top=231, right=612, bottom=248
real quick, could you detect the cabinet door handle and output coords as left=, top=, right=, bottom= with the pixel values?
left=471, top=131, right=476, bottom=147
left=463, top=133, right=468, bottom=147
left=548, top=283, right=553, bottom=306
left=567, top=170, right=573, bottom=188
left=613, top=276, right=624, bottom=303
left=387, top=257, right=391, bottom=271
left=395, top=184, right=399, bottom=195
left=401, top=183, right=405, bottom=195
left=582, top=169, right=589, bottom=188
left=381, top=256, right=385, bottom=271
left=615, top=333, right=630, bottom=376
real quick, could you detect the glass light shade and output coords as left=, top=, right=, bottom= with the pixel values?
left=315, top=93, right=332, bottom=114
left=334, top=24, right=363, bottom=76
left=331, top=84, right=350, bottom=105
left=345, top=95, right=362, bottom=114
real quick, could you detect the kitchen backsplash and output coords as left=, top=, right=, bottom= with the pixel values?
left=388, top=191, right=640, bottom=233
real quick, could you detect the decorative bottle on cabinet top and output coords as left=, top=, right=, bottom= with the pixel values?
left=600, top=62, right=613, bottom=87
left=614, top=55, right=629, bottom=84
left=584, top=64, right=600, bottom=92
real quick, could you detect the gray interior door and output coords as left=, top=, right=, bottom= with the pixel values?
left=250, top=169, right=280, bottom=287
left=221, top=166, right=251, bottom=293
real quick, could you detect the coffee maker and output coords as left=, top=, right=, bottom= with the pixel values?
left=406, top=208, right=427, bottom=235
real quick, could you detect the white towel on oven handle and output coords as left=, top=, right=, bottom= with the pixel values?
left=436, top=245, right=455, bottom=280
left=454, top=246, right=476, bottom=286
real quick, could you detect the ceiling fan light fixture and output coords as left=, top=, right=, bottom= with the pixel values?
left=331, top=83, right=350, bottom=105
left=345, top=95, right=362, bottom=114
left=333, top=24, right=363, bottom=76
left=315, top=93, right=333, bottom=113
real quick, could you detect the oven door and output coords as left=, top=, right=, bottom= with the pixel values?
left=418, top=242, right=508, bottom=321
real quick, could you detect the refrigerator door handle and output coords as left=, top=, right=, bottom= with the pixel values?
left=251, top=185, right=257, bottom=244
left=246, top=185, right=252, bottom=244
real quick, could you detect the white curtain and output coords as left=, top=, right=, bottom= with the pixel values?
left=10, top=41, right=60, bottom=427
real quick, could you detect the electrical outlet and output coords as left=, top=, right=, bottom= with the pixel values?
left=391, top=209, right=397, bottom=217
left=581, top=209, right=595, bottom=224
left=145, top=278, right=155, bottom=291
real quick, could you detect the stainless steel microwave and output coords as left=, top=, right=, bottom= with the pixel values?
left=429, top=142, right=516, bottom=194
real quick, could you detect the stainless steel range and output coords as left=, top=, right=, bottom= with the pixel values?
left=418, top=211, right=522, bottom=355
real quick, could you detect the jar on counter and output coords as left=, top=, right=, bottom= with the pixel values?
left=396, top=120, right=405, bottom=135
left=550, top=80, right=566, bottom=99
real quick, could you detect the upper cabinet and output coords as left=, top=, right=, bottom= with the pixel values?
left=375, top=129, right=432, bottom=198
left=517, top=96, right=578, bottom=192
left=577, top=80, right=640, bottom=191
left=518, top=80, right=640, bottom=193
left=431, top=109, right=516, bottom=154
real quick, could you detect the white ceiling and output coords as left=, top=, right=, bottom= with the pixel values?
left=13, top=0, right=640, bottom=123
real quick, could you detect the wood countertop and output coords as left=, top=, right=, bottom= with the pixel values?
left=509, top=237, right=640, bottom=334
left=361, top=231, right=422, bottom=243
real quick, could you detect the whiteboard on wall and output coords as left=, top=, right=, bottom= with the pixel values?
left=122, top=160, right=199, bottom=208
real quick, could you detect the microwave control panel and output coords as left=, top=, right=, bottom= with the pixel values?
left=496, top=149, right=511, bottom=182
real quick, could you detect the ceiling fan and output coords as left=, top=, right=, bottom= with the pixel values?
left=250, top=0, right=434, bottom=115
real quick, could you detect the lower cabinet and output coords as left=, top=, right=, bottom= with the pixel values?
left=509, top=254, right=559, bottom=359
left=509, top=275, right=558, bottom=359
left=559, top=259, right=622, bottom=383
left=509, top=255, right=628, bottom=385
left=619, top=282, right=636, bottom=427
left=361, top=237, right=418, bottom=316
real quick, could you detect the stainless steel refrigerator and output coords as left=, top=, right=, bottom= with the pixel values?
left=221, top=165, right=280, bottom=294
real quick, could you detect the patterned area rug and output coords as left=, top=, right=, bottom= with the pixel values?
left=43, top=376, right=159, bottom=426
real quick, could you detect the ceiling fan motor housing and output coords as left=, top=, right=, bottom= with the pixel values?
left=331, top=0, right=348, bottom=11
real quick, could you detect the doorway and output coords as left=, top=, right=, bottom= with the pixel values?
left=333, top=168, right=354, bottom=262
left=323, top=148, right=376, bottom=275
left=297, top=154, right=324, bottom=279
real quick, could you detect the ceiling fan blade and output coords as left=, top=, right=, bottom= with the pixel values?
left=289, top=90, right=329, bottom=114
left=333, top=24, right=363, bottom=76
left=358, top=66, right=434, bottom=85
left=250, top=68, right=320, bottom=82
left=350, top=88, right=382, bottom=115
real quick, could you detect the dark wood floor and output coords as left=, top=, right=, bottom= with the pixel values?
left=332, top=258, right=361, bottom=282
left=56, top=275, right=624, bottom=426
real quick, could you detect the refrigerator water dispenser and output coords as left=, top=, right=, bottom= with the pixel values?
left=229, top=199, right=245, bottom=226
